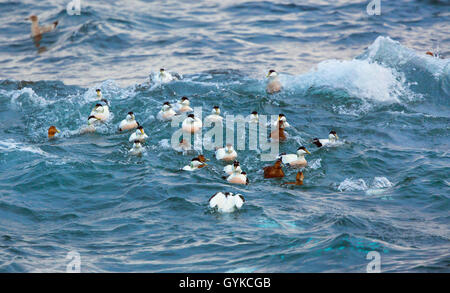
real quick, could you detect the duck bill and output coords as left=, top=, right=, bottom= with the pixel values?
left=305, top=149, right=311, bottom=155
left=56, top=129, right=61, bottom=133
left=140, top=129, right=144, bottom=134
left=335, top=134, right=339, bottom=139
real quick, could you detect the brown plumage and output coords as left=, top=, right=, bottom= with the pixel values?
left=283, top=172, right=304, bottom=186
left=270, top=123, right=287, bottom=141
left=48, top=126, right=60, bottom=138
left=263, top=160, right=285, bottom=178
left=27, top=15, right=58, bottom=38
left=197, top=155, right=208, bottom=163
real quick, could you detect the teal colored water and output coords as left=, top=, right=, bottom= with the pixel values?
left=0, top=0, right=449, bottom=272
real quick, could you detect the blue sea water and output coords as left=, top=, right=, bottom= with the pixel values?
left=0, top=0, right=449, bottom=272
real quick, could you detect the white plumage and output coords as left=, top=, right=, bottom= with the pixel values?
left=223, top=164, right=242, bottom=175
left=209, top=192, right=245, bottom=213
left=279, top=147, right=310, bottom=167
left=205, top=107, right=223, bottom=124
left=215, top=144, right=237, bottom=161
left=226, top=172, right=248, bottom=185
left=129, top=141, right=144, bottom=156
left=128, top=127, right=148, bottom=142
left=182, top=114, right=202, bottom=133
left=119, top=112, right=138, bottom=131
left=157, top=103, right=177, bottom=121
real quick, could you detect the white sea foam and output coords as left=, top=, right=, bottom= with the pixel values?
left=309, top=158, right=322, bottom=170
left=282, top=58, right=408, bottom=103
left=79, top=80, right=136, bottom=105
left=337, top=176, right=393, bottom=194
left=372, top=176, right=393, bottom=189
left=364, top=36, right=449, bottom=78
left=337, top=178, right=368, bottom=192
left=0, top=139, right=54, bottom=157
left=1, top=88, right=54, bottom=108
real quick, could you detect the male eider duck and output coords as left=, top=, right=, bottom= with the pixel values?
left=223, top=161, right=242, bottom=175
left=283, top=172, right=304, bottom=186
left=90, top=102, right=110, bottom=122
left=263, top=159, right=285, bottom=179
left=273, top=114, right=290, bottom=128
left=129, top=140, right=144, bottom=156
left=94, top=89, right=110, bottom=118
left=176, top=96, right=193, bottom=113
left=95, top=89, right=102, bottom=99
left=226, top=171, right=248, bottom=185
left=26, top=15, right=58, bottom=38
left=157, top=102, right=177, bottom=121
left=209, top=192, right=245, bottom=213
left=312, top=130, right=339, bottom=148
left=270, top=114, right=290, bottom=141
left=182, top=114, right=203, bottom=134
left=205, top=106, right=223, bottom=124
left=215, top=143, right=238, bottom=161
left=119, top=112, right=139, bottom=131
left=158, top=68, right=175, bottom=83
left=279, top=146, right=310, bottom=167
left=266, top=69, right=282, bottom=94
left=47, top=126, right=60, bottom=139
left=80, top=115, right=100, bottom=133
left=248, top=111, right=259, bottom=123
left=128, top=126, right=148, bottom=142
left=182, top=157, right=207, bottom=171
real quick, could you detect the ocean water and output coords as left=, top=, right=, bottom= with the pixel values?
left=0, top=0, right=449, bottom=272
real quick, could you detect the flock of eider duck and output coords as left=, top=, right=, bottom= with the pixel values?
left=46, top=68, right=341, bottom=214
left=30, top=14, right=442, bottom=214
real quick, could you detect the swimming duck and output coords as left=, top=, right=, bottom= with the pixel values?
left=312, top=130, right=339, bottom=148
left=263, top=159, right=285, bottom=178
left=176, top=96, right=193, bottom=113
left=182, top=157, right=207, bottom=171
left=223, top=161, right=242, bottom=175
left=158, top=68, right=175, bottom=83
left=95, top=89, right=102, bottom=99
left=425, top=51, right=441, bottom=58
left=129, top=140, right=144, bottom=156
left=272, top=114, right=290, bottom=129
left=215, top=143, right=238, bottom=161
left=248, top=111, right=259, bottom=123
left=157, top=102, right=177, bottom=121
left=89, top=102, right=110, bottom=122
left=26, top=15, right=58, bottom=38
left=226, top=171, right=248, bottom=185
left=266, top=69, right=282, bottom=94
left=182, top=114, right=203, bottom=134
left=95, top=89, right=111, bottom=116
left=128, top=126, right=148, bottom=142
left=283, top=172, right=304, bottom=186
left=119, top=112, right=139, bottom=131
left=47, top=126, right=60, bottom=139
left=279, top=146, right=311, bottom=167
left=205, top=106, right=223, bottom=124
left=79, top=115, right=99, bottom=134
left=209, top=192, right=245, bottom=213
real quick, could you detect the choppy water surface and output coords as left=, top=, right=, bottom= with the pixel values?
left=0, top=0, right=449, bottom=272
